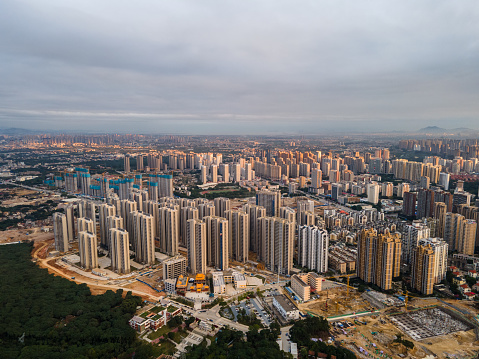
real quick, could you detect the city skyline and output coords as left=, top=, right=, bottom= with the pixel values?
left=1, top=1, right=479, bottom=134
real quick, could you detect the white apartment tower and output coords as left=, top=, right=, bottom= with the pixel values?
left=297, top=226, right=329, bottom=273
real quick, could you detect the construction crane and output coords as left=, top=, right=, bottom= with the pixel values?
left=403, top=290, right=409, bottom=311
left=344, top=273, right=355, bottom=298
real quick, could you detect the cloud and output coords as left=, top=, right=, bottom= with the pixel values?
left=1, top=0, right=479, bottom=134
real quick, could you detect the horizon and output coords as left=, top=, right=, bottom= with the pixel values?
left=1, top=1, right=479, bottom=134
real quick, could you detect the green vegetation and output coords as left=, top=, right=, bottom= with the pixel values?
left=290, top=316, right=356, bottom=359
left=0, top=243, right=159, bottom=359
left=147, top=325, right=171, bottom=340
left=450, top=179, right=479, bottom=195
left=185, top=326, right=291, bottom=359
left=236, top=308, right=263, bottom=330
left=175, top=183, right=255, bottom=200
left=0, top=201, right=58, bottom=230
left=203, top=297, right=226, bottom=309
left=393, top=334, right=414, bottom=349
left=171, top=296, right=194, bottom=307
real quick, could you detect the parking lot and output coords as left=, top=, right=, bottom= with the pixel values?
left=229, top=297, right=273, bottom=327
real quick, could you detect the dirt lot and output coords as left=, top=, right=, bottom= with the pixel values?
left=299, top=286, right=372, bottom=317
left=0, top=227, right=54, bottom=244
left=337, top=311, right=479, bottom=359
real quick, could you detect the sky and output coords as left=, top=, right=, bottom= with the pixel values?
left=1, top=0, right=479, bottom=134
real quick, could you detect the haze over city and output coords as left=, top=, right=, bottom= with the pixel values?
left=1, top=0, right=479, bottom=134
left=3, top=3, right=479, bottom=358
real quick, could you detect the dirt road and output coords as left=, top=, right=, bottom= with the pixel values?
left=32, top=240, right=163, bottom=302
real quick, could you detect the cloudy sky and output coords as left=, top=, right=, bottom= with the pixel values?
left=1, top=1, right=478, bottom=134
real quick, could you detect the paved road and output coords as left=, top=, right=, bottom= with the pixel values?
left=280, top=325, right=292, bottom=352
left=171, top=302, right=249, bottom=332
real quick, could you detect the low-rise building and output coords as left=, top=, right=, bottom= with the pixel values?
left=233, top=272, right=247, bottom=289
left=291, top=275, right=310, bottom=302
left=212, top=271, right=226, bottom=295
left=129, top=305, right=182, bottom=333
left=176, top=275, right=189, bottom=294
left=464, top=292, right=476, bottom=300
left=272, top=295, right=300, bottom=321
left=164, top=278, right=177, bottom=294
left=291, top=272, right=323, bottom=302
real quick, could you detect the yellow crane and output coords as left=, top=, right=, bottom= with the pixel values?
left=345, top=273, right=355, bottom=298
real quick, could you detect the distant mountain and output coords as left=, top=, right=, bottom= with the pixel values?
left=417, top=126, right=477, bottom=135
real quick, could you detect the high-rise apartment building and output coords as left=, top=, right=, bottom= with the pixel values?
left=210, top=164, right=218, bottom=183
left=198, top=202, right=216, bottom=219
left=411, top=244, right=435, bottom=295
left=180, top=206, right=199, bottom=246
left=77, top=217, right=95, bottom=234
left=418, top=237, right=448, bottom=283
left=187, top=219, right=207, bottom=275
left=400, top=222, right=430, bottom=264
left=439, top=172, right=450, bottom=191
left=64, top=205, right=75, bottom=242
left=132, top=211, right=155, bottom=265
left=163, top=256, right=187, bottom=280
left=158, top=205, right=179, bottom=256
left=459, top=219, right=477, bottom=255
left=204, top=216, right=229, bottom=270
left=244, top=204, right=266, bottom=254
left=257, top=217, right=294, bottom=275
left=219, top=163, right=229, bottom=183
left=136, top=154, right=144, bottom=171
left=78, top=200, right=96, bottom=233
left=214, top=197, right=231, bottom=218
left=367, top=182, right=380, bottom=205
left=443, top=213, right=476, bottom=254
left=297, top=225, right=329, bottom=273
left=99, top=204, right=116, bottom=248
left=200, top=165, right=208, bottom=184
left=256, top=189, right=282, bottom=217
left=109, top=228, right=131, bottom=274
left=402, top=192, right=417, bottom=217
left=78, top=231, right=98, bottom=270
left=297, top=198, right=314, bottom=225
left=225, top=210, right=249, bottom=263
left=124, top=154, right=130, bottom=173
left=357, top=229, right=401, bottom=290
left=106, top=215, right=124, bottom=253
left=158, top=174, right=173, bottom=198
left=311, top=168, right=322, bottom=189
left=53, top=213, right=69, bottom=252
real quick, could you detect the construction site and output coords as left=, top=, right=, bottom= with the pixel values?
left=296, top=280, right=479, bottom=358
left=299, top=285, right=375, bottom=318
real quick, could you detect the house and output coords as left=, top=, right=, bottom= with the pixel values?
left=472, top=282, right=479, bottom=292
left=453, top=276, right=466, bottom=286
left=459, top=284, right=470, bottom=294
left=467, top=269, right=478, bottom=278
left=464, top=292, right=476, bottom=300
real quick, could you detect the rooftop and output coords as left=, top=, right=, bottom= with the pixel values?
left=273, top=294, right=297, bottom=312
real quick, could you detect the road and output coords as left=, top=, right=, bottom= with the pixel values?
left=279, top=325, right=292, bottom=352
left=32, top=242, right=163, bottom=302
left=171, top=301, right=249, bottom=332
